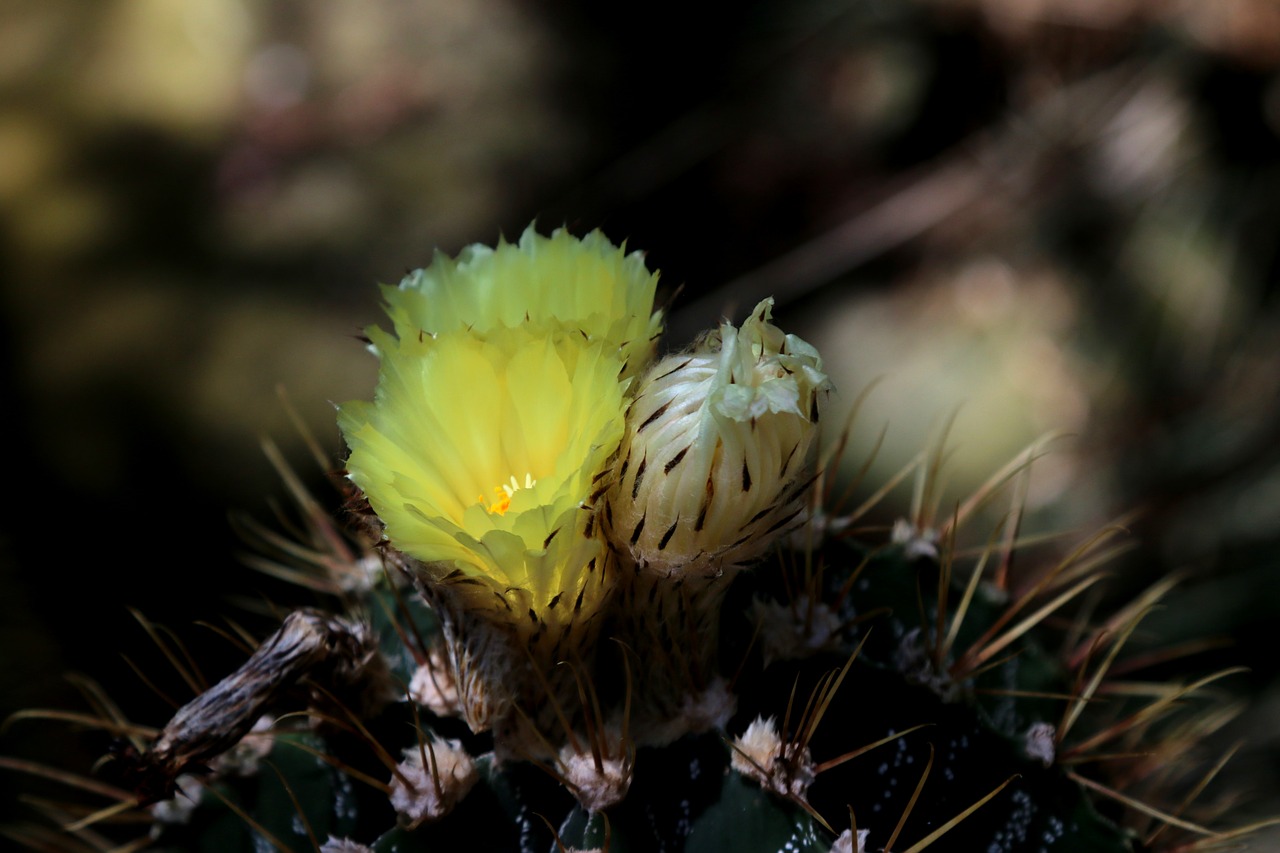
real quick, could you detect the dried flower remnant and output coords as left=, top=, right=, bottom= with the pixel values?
left=116, top=611, right=383, bottom=805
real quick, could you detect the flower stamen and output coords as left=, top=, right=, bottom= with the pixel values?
left=481, top=473, right=538, bottom=516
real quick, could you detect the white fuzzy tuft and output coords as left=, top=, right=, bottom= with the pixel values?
left=730, top=715, right=815, bottom=799
left=891, top=518, right=940, bottom=561
left=1024, top=721, right=1057, bottom=767
left=388, top=737, right=477, bottom=827
left=638, top=677, right=738, bottom=746
left=320, top=838, right=374, bottom=853
left=751, top=595, right=843, bottom=666
left=829, top=828, right=870, bottom=853
left=731, top=715, right=784, bottom=778
left=408, top=649, right=462, bottom=718
left=149, top=775, right=203, bottom=827
left=559, top=738, right=633, bottom=813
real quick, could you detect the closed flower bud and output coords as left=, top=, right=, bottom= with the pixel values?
left=604, top=298, right=830, bottom=580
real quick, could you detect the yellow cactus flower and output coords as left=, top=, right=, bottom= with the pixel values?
left=381, top=224, right=664, bottom=381
left=339, top=225, right=664, bottom=737
left=339, top=326, right=625, bottom=615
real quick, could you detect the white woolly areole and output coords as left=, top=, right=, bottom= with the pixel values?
left=389, top=738, right=477, bottom=827
left=891, top=518, right=940, bottom=561
left=558, top=739, right=634, bottom=813
left=320, top=838, right=374, bottom=853
left=895, top=626, right=960, bottom=701
left=149, top=774, right=203, bottom=826
left=730, top=716, right=783, bottom=777
left=408, top=649, right=462, bottom=718
left=338, top=554, right=395, bottom=593
left=638, top=677, right=737, bottom=746
left=750, top=595, right=843, bottom=666
left=1024, top=721, right=1057, bottom=767
left=730, top=715, right=815, bottom=799
left=210, top=714, right=274, bottom=777
left=681, top=677, right=737, bottom=731
left=830, top=828, right=870, bottom=853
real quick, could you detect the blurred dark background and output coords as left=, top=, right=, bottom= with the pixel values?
left=3, top=0, right=1280, bottom=839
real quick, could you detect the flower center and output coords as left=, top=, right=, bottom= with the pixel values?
left=480, top=473, right=537, bottom=516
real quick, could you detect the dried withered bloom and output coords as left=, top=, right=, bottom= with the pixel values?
left=118, top=611, right=382, bottom=805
